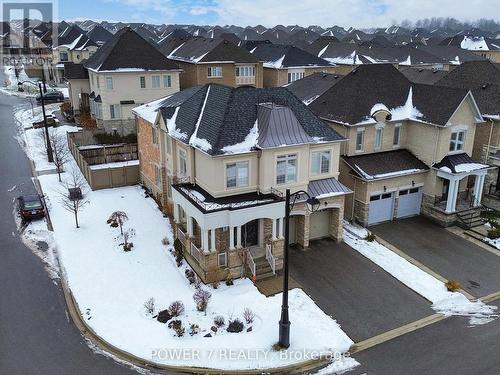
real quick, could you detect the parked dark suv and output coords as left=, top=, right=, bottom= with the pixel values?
left=18, top=194, right=46, bottom=221
left=36, top=90, right=64, bottom=103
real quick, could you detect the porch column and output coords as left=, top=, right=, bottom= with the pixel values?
left=201, top=229, right=209, bottom=251
left=474, top=174, right=485, bottom=206
left=236, top=226, right=242, bottom=248
left=229, top=226, right=235, bottom=250
left=446, top=178, right=459, bottom=213
left=272, top=218, right=277, bottom=240
left=186, top=215, right=193, bottom=236
left=173, top=204, right=180, bottom=223
left=210, top=229, right=216, bottom=252
left=277, top=218, right=282, bottom=239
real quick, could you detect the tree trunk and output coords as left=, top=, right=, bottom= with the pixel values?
left=74, top=211, right=79, bottom=228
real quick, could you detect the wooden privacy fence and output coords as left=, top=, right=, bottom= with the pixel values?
left=67, top=131, right=140, bottom=190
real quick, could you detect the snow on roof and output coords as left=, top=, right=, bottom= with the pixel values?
left=389, top=86, right=423, bottom=121
left=221, top=120, right=259, bottom=154
left=454, top=162, right=489, bottom=173
left=188, top=86, right=212, bottom=152
left=56, top=34, right=82, bottom=50
left=356, top=166, right=424, bottom=180
left=318, top=44, right=329, bottom=57
left=166, top=106, right=188, bottom=141
left=370, top=103, right=390, bottom=117
left=263, top=54, right=286, bottom=69
left=399, top=55, right=412, bottom=66
left=133, top=95, right=172, bottom=124
left=461, top=36, right=489, bottom=51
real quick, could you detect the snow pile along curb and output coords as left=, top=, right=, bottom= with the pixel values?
left=343, top=223, right=498, bottom=324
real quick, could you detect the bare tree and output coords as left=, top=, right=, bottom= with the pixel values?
left=107, top=211, right=128, bottom=235
left=60, top=168, right=89, bottom=228
left=49, top=129, right=71, bottom=182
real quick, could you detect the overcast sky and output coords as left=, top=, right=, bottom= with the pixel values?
left=56, top=0, right=500, bottom=28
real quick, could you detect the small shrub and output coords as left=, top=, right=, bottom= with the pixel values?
left=193, top=288, right=212, bottom=314
left=157, top=309, right=172, bottom=323
left=243, top=308, right=255, bottom=325
left=174, top=238, right=183, bottom=266
left=214, top=315, right=225, bottom=328
left=225, top=273, right=234, bottom=286
left=445, top=280, right=461, bottom=292
left=227, top=318, right=244, bottom=333
left=272, top=342, right=286, bottom=351
left=144, top=297, right=155, bottom=316
left=189, top=324, right=200, bottom=336
left=161, top=237, right=170, bottom=246
left=94, top=132, right=137, bottom=144
left=168, top=301, right=185, bottom=317
left=487, top=227, right=500, bottom=239
left=168, top=320, right=185, bottom=337
left=211, top=325, right=218, bottom=334
left=185, top=269, right=196, bottom=284
left=364, top=233, right=376, bottom=242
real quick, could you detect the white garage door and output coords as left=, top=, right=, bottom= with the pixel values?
left=396, top=187, right=422, bottom=218
left=368, top=192, right=394, bottom=225
left=310, top=209, right=331, bottom=240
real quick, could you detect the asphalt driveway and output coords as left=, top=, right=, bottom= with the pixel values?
left=289, top=238, right=433, bottom=342
left=371, top=216, right=500, bottom=298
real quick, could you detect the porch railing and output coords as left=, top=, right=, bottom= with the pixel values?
left=177, top=226, right=187, bottom=247
left=245, top=248, right=256, bottom=279
left=190, top=242, right=202, bottom=263
left=266, top=244, right=276, bottom=274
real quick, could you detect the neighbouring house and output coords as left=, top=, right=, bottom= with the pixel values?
left=86, top=25, right=113, bottom=46
left=133, top=83, right=350, bottom=282
left=64, top=63, right=90, bottom=117
left=435, top=61, right=500, bottom=210
left=167, top=37, right=263, bottom=89
left=440, top=35, right=500, bottom=63
left=285, top=72, right=344, bottom=105
left=309, top=64, right=491, bottom=228
left=50, top=25, right=98, bottom=83
left=249, top=43, right=337, bottom=87
left=80, top=27, right=181, bottom=134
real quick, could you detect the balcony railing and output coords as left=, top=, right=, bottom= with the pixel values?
left=266, top=244, right=276, bottom=275
left=190, top=242, right=202, bottom=263
left=236, top=76, right=255, bottom=85
left=245, top=248, right=256, bottom=279
left=177, top=226, right=187, bottom=247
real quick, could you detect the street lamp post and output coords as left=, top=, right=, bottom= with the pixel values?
left=18, top=80, right=53, bottom=162
left=278, top=189, right=320, bottom=348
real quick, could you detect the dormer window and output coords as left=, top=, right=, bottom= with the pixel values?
left=450, top=130, right=465, bottom=152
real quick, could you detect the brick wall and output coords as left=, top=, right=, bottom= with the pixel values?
left=137, top=116, right=161, bottom=194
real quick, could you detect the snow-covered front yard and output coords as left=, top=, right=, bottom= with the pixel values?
left=14, top=104, right=357, bottom=372
left=344, top=223, right=498, bottom=324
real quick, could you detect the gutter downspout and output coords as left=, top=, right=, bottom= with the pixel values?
left=432, top=125, right=440, bottom=165
left=486, top=118, right=494, bottom=163
left=351, top=177, right=356, bottom=222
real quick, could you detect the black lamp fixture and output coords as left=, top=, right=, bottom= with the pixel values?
left=279, top=189, right=320, bottom=349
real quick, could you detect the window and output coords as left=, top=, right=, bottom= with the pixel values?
left=311, top=150, right=331, bottom=175
left=449, top=130, right=465, bottom=152
left=179, top=149, right=187, bottom=176
left=393, top=124, right=401, bottom=146
left=226, top=161, right=249, bottom=188
left=152, top=127, right=158, bottom=144
left=152, top=75, right=161, bottom=88
left=59, top=51, right=68, bottom=61
left=207, top=67, right=222, bottom=77
left=106, top=77, right=113, bottom=90
left=139, top=76, right=146, bottom=88
left=374, top=128, right=383, bottom=149
left=218, top=252, right=227, bottom=268
left=235, top=66, right=255, bottom=77
left=163, top=75, right=172, bottom=88
left=109, top=104, right=120, bottom=119
left=355, top=128, right=365, bottom=151
left=154, top=165, right=161, bottom=186
left=276, top=154, right=298, bottom=184
left=287, top=71, right=304, bottom=83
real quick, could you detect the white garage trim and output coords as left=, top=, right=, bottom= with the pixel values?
left=396, top=187, right=422, bottom=218
left=368, top=192, right=394, bottom=225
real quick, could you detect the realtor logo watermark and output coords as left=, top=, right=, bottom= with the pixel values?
left=151, top=348, right=351, bottom=362
left=1, top=1, right=58, bottom=68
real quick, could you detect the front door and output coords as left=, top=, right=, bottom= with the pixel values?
left=442, top=179, right=449, bottom=201
left=242, top=220, right=259, bottom=247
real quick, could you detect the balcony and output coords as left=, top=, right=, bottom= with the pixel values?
left=236, top=76, right=256, bottom=86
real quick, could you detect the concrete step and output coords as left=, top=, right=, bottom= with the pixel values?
left=255, top=270, right=277, bottom=281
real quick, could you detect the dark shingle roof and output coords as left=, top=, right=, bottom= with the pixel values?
left=286, top=72, right=344, bottom=104
left=309, top=64, right=471, bottom=126
left=57, top=25, right=97, bottom=50
left=84, top=27, right=179, bottom=72
left=343, top=149, right=429, bottom=180
left=159, top=84, right=344, bottom=155
left=433, top=153, right=487, bottom=173
left=168, top=37, right=258, bottom=64
left=416, top=45, right=487, bottom=64
left=87, top=25, right=113, bottom=45
left=400, top=67, right=448, bottom=85
left=64, top=63, right=89, bottom=79
left=251, top=43, right=331, bottom=68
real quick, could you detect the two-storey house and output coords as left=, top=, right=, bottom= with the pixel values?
left=81, top=27, right=181, bottom=135
left=309, top=64, right=490, bottom=227
left=249, top=43, right=338, bottom=87
left=133, top=84, right=350, bottom=283
left=167, top=37, right=264, bottom=89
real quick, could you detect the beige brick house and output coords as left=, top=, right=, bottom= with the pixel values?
left=167, top=37, right=264, bottom=89
left=133, top=84, right=350, bottom=283
left=309, top=64, right=491, bottom=227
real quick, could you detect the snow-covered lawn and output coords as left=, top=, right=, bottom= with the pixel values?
left=15, top=103, right=355, bottom=371
left=344, top=223, right=498, bottom=324
left=484, top=237, right=500, bottom=250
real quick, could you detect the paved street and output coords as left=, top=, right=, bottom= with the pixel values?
left=0, top=87, right=138, bottom=374
left=371, top=216, right=500, bottom=297
left=290, top=238, right=433, bottom=341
